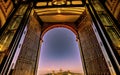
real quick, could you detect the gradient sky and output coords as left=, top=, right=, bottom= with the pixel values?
left=37, top=28, right=84, bottom=75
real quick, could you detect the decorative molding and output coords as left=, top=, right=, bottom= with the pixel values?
left=0, top=5, right=6, bottom=18
left=0, top=0, right=13, bottom=18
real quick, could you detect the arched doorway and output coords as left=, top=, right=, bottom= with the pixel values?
left=11, top=14, right=112, bottom=75
left=1, top=0, right=119, bottom=74
left=38, top=27, right=84, bottom=75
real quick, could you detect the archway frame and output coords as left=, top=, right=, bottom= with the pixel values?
left=41, top=24, right=79, bottom=40
left=38, top=24, right=85, bottom=74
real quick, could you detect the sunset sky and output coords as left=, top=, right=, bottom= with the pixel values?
left=37, top=28, right=84, bottom=75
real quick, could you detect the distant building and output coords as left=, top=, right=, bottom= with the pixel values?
left=45, top=70, right=83, bottom=75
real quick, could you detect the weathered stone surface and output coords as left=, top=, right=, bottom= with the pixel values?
left=12, top=16, right=41, bottom=75
left=78, top=14, right=110, bottom=74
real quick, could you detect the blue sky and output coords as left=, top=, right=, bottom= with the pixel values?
left=38, top=28, right=83, bottom=74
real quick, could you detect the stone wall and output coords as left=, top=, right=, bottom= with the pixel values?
left=78, top=14, right=110, bottom=74
left=12, top=16, right=41, bottom=75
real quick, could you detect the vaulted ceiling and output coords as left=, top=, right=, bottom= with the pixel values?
left=33, top=0, right=86, bottom=22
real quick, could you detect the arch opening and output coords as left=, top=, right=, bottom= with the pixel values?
left=41, top=24, right=78, bottom=40
left=37, top=27, right=84, bottom=75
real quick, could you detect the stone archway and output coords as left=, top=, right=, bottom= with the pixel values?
left=38, top=13, right=111, bottom=74
left=41, top=24, right=78, bottom=40
left=39, top=27, right=84, bottom=75
left=12, top=14, right=111, bottom=75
